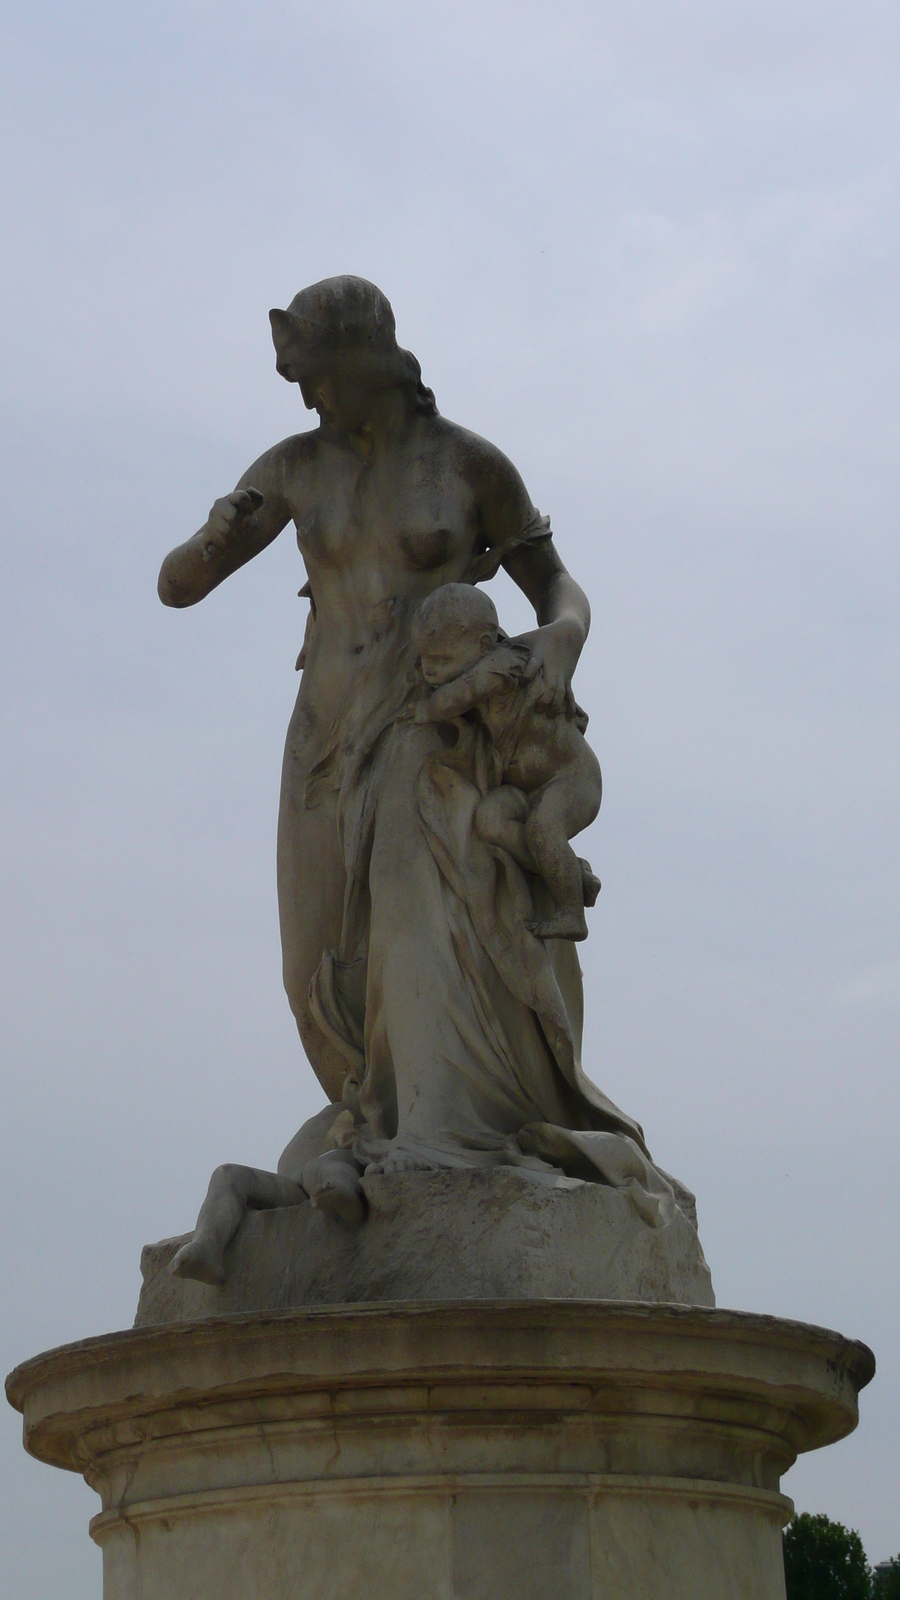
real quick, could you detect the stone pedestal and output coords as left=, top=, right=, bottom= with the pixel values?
left=6, top=1301, right=873, bottom=1600
left=137, top=1168, right=715, bottom=1323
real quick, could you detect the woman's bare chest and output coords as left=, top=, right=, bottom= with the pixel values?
left=290, top=450, right=478, bottom=576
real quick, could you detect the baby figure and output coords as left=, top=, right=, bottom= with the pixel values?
left=412, top=583, right=602, bottom=941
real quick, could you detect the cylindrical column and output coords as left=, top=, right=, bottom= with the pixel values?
left=6, top=1302, right=875, bottom=1600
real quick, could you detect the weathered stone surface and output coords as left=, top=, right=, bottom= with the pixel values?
left=154, top=276, right=686, bottom=1261
left=6, top=1302, right=874, bottom=1600
left=5, top=278, right=877, bottom=1600
left=136, top=1168, right=714, bottom=1327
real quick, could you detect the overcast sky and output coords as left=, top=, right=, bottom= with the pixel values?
left=1, top=1, right=898, bottom=1590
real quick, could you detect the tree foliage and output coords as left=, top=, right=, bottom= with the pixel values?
left=873, top=1559, right=900, bottom=1599
left=783, top=1513, right=872, bottom=1600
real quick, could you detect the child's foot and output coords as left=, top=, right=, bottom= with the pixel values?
left=305, top=1159, right=367, bottom=1226
left=170, top=1234, right=227, bottom=1286
left=526, top=910, right=589, bottom=941
left=578, top=858, right=601, bottom=907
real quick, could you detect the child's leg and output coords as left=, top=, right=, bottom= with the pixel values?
left=170, top=1164, right=304, bottom=1285
left=524, top=775, right=600, bottom=940
left=474, top=786, right=534, bottom=869
left=477, top=785, right=602, bottom=918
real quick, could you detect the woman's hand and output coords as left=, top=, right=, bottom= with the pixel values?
left=201, top=488, right=264, bottom=562
left=517, top=619, right=582, bottom=712
left=159, top=454, right=289, bottom=608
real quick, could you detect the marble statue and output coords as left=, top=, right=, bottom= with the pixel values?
left=9, top=279, right=875, bottom=1600
left=158, top=275, right=693, bottom=1286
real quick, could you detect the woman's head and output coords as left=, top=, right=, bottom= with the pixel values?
left=413, top=584, right=499, bottom=686
left=269, top=276, right=436, bottom=424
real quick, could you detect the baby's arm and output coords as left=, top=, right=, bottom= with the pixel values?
left=419, top=643, right=529, bottom=721
left=421, top=666, right=488, bottom=721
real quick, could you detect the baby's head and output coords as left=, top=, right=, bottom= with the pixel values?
left=412, top=584, right=499, bottom=687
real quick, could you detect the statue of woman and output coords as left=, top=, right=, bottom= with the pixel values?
left=159, top=277, right=675, bottom=1282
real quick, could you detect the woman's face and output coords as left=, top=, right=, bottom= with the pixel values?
left=300, top=368, right=373, bottom=434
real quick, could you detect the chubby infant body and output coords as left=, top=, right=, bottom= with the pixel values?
left=413, top=586, right=602, bottom=941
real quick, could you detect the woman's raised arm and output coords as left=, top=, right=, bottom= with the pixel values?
left=157, top=443, right=296, bottom=608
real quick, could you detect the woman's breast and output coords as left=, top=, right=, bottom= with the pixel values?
left=297, top=503, right=466, bottom=577
left=397, top=525, right=456, bottom=572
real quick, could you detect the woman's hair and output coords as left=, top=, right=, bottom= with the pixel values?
left=269, top=276, right=437, bottom=416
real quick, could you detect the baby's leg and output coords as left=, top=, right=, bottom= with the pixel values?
left=477, top=785, right=601, bottom=913
left=474, top=786, right=534, bottom=870
left=524, top=773, right=601, bottom=941
left=170, top=1164, right=304, bottom=1285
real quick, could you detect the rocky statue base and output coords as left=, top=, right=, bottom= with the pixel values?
left=137, top=1169, right=715, bottom=1323
left=7, top=1301, right=873, bottom=1600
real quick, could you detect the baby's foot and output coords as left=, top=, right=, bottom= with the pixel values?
left=170, top=1234, right=227, bottom=1287
left=526, top=910, right=589, bottom=942
left=578, top=858, right=601, bottom=907
left=307, top=1161, right=367, bottom=1226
